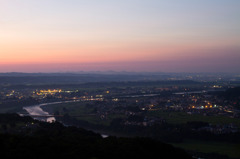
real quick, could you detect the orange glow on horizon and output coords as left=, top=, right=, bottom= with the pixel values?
left=1, top=1, right=239, bottom=73
left=1, top=42, right=237, bottom=65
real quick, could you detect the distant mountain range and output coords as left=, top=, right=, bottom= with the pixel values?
left=0, top=72, right=239, bottom=85
left=0, top=71, right=237, bottom=76
left=0, top=73, right=184, bottom=85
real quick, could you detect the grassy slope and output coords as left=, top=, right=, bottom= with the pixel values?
left=172, top=140, right=240, bottom=159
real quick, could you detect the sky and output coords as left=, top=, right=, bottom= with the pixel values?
left=0, top=0, right=240, bottom=73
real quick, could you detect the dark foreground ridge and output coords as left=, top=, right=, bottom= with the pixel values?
left=0, top=114, right=192, bottom=159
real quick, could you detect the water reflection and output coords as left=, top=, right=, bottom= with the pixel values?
left=23, top=104, right=56, bottom=122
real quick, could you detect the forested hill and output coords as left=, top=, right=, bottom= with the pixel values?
left=0, top=114, right=192, bottom=159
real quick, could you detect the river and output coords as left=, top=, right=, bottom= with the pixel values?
left=22, top=100, right=109, bottom=138
left=23, top=100, right=80, bottom=122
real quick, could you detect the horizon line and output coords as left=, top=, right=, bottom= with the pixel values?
left=0, top=71, right=238, bottom=75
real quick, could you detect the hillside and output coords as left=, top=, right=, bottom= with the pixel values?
left=0, top=114, right=191, bottom=159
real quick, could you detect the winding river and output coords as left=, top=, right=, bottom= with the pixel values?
left=22, top=100, right=109, bottom=138
left=23, top=100, right=80, bottom=122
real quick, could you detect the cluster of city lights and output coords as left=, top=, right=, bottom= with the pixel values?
left=191, top=104, right=218, bottom=109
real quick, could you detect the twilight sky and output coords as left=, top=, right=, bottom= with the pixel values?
left=0, top=0, right=240, bottom=73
